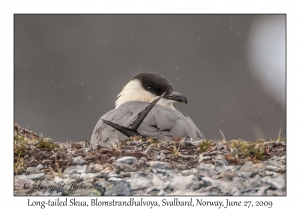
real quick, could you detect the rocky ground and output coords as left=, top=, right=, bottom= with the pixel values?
left=14, top=124, right=286, bottom=196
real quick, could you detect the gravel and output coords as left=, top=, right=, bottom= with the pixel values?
left=14, top=155, right=286, bottom=196
left=14, top=124, right=286, bottom=196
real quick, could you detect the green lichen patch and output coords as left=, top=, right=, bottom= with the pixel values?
left=198, top=140, right=215, bottom=152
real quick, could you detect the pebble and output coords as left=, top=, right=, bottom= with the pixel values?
left=202, top=177, right=215, bottom=187
left=128, top=175, right=152, bottom=190
left=169, top=174, right=198, bottom=191
left=26, top=167, right=39, bottom=173
left=115, top=156, right=137, bottom=168
left=197, top=165, right=216, bottom=177
left=215, top=158, right=229, bottom=165
left=147, top=161, right=172, bottom=170
left=73, top=156, right=86, bottom=164
left=105, top=181, right=130, bottom=196
left=219, top=171, right=237, bottom=179
left=64, top=165, right=87, bottom=174
left=87, top=163, right=104, bottom=172
left=18, top=173, right=45, bottom=180
left=36, top=164, right=44, bottom=170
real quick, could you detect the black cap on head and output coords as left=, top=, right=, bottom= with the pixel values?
left=133, top=72, right=187, bottom=104
left=133, top=73, right=173, bottom=96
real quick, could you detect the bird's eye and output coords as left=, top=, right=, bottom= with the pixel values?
left=148, top=87, right=151, bottom=89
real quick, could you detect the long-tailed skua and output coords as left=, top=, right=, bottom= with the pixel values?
left=91, top=72, right=205, bottom=148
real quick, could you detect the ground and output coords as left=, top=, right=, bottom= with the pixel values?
left=14, top=123, right=286, bottom=176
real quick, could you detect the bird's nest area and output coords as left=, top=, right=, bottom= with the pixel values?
left=14, top=124, right=286, bottom=176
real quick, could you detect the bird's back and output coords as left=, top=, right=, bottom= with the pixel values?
left=91, top=101, right=205, bottom=148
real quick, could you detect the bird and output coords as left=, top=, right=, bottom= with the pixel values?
left=91, top=72, right=205, bottom=148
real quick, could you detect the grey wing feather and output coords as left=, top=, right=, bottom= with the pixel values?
left=91, top=108, right=133, bottom=148
left=91, top=101, right=205, bottom=148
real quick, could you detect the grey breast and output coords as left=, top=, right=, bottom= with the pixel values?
left=91, top=101, right=205, bottom=148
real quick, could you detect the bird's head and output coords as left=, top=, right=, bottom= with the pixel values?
left=115, top=72, right=187, bottom=109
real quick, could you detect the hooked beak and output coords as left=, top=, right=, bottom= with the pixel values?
left=164, top=91, right=187, bottom=104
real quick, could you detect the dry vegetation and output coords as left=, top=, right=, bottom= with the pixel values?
left=14, top=124, right=286, bottom=176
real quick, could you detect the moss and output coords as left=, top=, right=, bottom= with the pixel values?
left=198, top=140, right=214, bottom=152
left=226, top=139, right=267, bottom=161
left=36, top=134, right=58, bottom=150
left=14, top=135, right=27, bottom=158
left=14, top=154, right=25, bottom=175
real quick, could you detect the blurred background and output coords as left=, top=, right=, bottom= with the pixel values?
left=14, top=14, right=286, bottom=142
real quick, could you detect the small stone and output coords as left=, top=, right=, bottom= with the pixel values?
left=169, top=174, right=198, bottom=191
left=129, top=176, right=152, bottom=190
left=146, top=188, right=160, bottom=195
left=254, top=186, right=270, bottom=195
left=119, top=171, right=131, bottom=178
left=254, top=163, right=265, bottom=169
left=280, top=155, right=286, bottom=160
left=197, top=165, right=216, bottom=177
left=148, top=161, right=172, bottom=170
left=157, top=190, right=165, bottom=195
left=265, top=165, right=281, bottom=172
left=73, top=174, right=83, bottom=182
left=262, top=176, right=284, bottom=190
left=265, top=171, right=278, bottom=177
left=152, top=174, right=165, bottom=190
left=64, top=165, right=87, bottom=174
left=249, top=175, right=262, bottom=188
left=108, top=172, right=119, bottom=178
left=150, top=168, right=157, bottom=174
left=219, top=171, right=237, bottom=179
left=80, top=173, right=97, bottom=181
left=73, top=156, right=86, bottom=165
left=223, top=165, right=237, bottom=171
left=26, top=167, right=38, bottom=173
left=108, top=177, right=124, bottom=182
left=181, top=170, right=190, bottom=176
left=87, top=163, right=104, bottom=172
left=237, top=172, right=251, bottom=178
left=93, top=180, right=107, bottom=195
left=164, top=181, right=170, bottom=190
left=54, top=176, right=63, bottom=183
left=109, top=157, right=115, bottom=163
left=192, top=182, right=203, bottom=190
left=215, top=159, right=229, bottom=166
left=201, top=177, right=215, bottom=187
left=25, top=173, right=45, bottom=180
left=115, top=156, right=137, bottom=167
left=240, top=165, right=256, bottom=173
left=36, top=164, right=44, bottom=170
left=244, top=161, right=254, bottom=166
left=97, top=171, right=109, bottom=179
left=139, top=157, right=147, bottom=162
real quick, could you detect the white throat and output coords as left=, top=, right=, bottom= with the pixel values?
left=115, top=79, right=175, bottom=109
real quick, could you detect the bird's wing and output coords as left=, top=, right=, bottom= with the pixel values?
left=91, top=101, right=205, bottom=148
left=90, top=102, right=147, bottom=148
left=147, top=106, right=206, bottom=141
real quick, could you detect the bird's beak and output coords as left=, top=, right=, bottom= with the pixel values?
left=164, top=91, right=187, bottom=104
